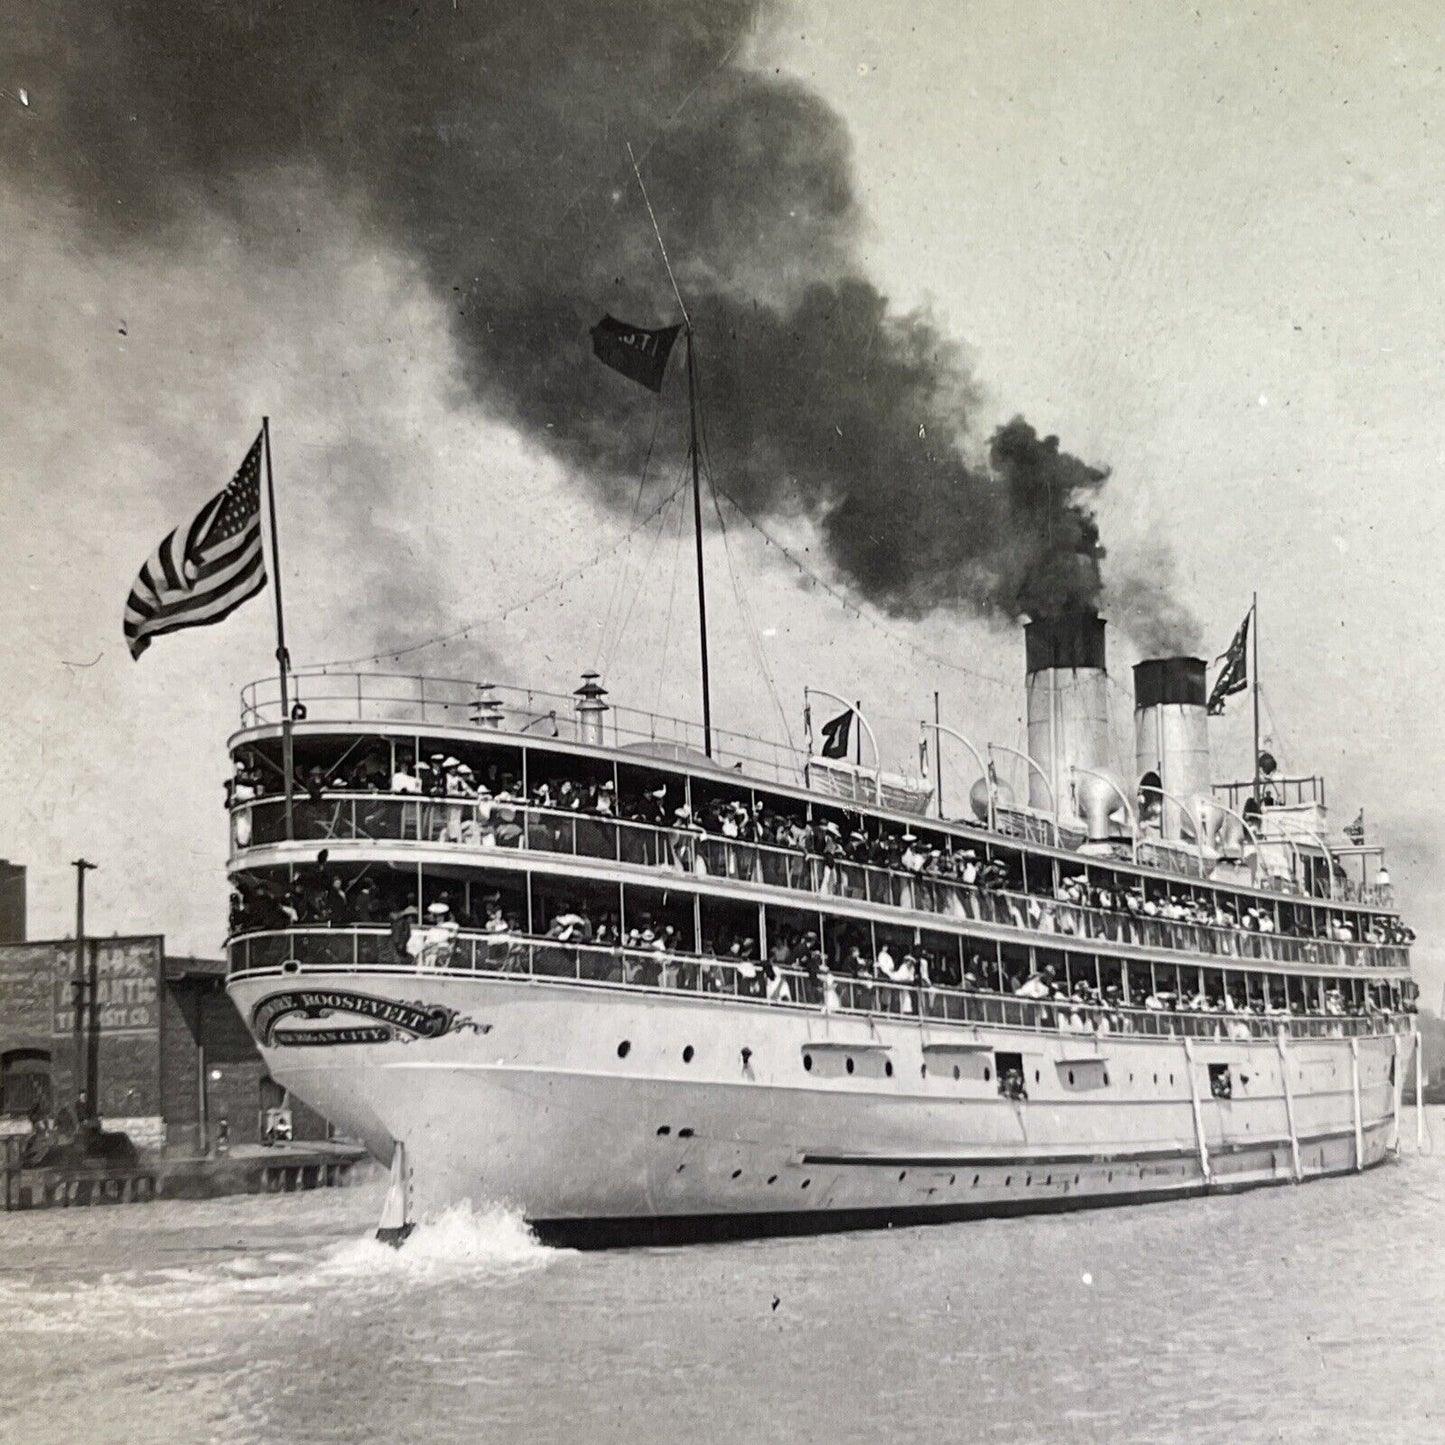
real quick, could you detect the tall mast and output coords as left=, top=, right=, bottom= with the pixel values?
left=625, top=143, right=713, bottom=758
left=685, top=330, right=714, bottom=758
left=1251, top=591, right=1261, bottom=804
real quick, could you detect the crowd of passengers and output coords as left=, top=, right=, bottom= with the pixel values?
left=229, top=859, right=1411, bottom=1031
left=227, top=750, right=1414, bottom=950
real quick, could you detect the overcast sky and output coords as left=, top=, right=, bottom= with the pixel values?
left=3, top=1, right=1442, bottom=1000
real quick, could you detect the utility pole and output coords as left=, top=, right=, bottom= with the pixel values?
left=70, top=859, right=97, bottom=1127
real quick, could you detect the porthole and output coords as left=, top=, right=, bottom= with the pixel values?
left=767, top=1174, right=778, bottom=1185
left=731, top=1169, right=742, bottom=1179
left=1026, top=1173, right=1032, bottom=1186
left=1068, top=1070, right=1075, bottom=1085
left=801, top=1179, right=811, bottom=1190
left=921, top=1064, right=928, bottom=1078
left=656, top=1126, right=671, bottom=1136
left=617, top=1040, right=631, bottom=1058
left=1005, top=1174, right=1012, bottom=1186
left=803, top=1053, right=813, bottom=1072
left=885, top=1060, right=894, bottom=1078
left=676, top=1164, right=686, bottom=1173
left=1034, top=1070, right=1040, bottom=1083
left=949, top=1174, right=956, bottom=1185
left=972, top=1174, right=980, bottom=1187
left=682, top=1045, right=695, bottom=1064
left=1103, top=1071, right=1110, bottom=1086
left=846, top=1057, right=855, bottom=1075
left=678, top=1128, right=694, bottom=1138
left=953, top=1065, right=961, bottom=1081
left=1153, top=1074, right=1158, bottom=1085
left=1169, top=1073, right=1175, bottom=1086
left=983, top=1065, right=991, bottom=1081
left=1074, top=1174, right=1080, bottom=1185
left=898, top=1170, right=907, bottom=1182
left=1107, top=1170, right=1113, bottom=1182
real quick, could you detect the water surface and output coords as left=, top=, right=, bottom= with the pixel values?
left=4, top=1114, right=1444, bottom=1444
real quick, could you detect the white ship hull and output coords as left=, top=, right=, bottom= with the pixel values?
left=227, top=968, right=1405, bottom=1246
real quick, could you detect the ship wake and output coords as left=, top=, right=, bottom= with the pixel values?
left=0, top=1196, right=566, bottom=1342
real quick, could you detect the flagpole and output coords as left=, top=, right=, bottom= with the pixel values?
left=685, top=330, right=714, bottom=758
left=803, top=689, right=812, bottom=789
left=626, top=144, right=711, bottom=757
left=261, top=417, right=295, bottom=840
left=933, top=690, right=943, bottom=816
left=1250, top=591, right=1261, bottom=805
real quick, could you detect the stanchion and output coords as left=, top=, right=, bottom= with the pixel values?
left=1415, top=1022, right=1425, bottom=1151
left=1349, top=1037, right=1364, bottom=1171
left=1276, top=1030, right=1302, bottom=1182
left=1182, top=1038, right=1212, bottom=1184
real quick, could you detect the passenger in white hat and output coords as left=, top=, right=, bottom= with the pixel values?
left=415, top=901, right=459, bottom=968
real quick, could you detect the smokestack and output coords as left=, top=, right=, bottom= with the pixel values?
left=1132, top=658, right=1210, bottom=841
left=1024, top=614, right=1110, bottom=822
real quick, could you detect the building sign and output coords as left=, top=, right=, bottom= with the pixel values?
left=251, top=988, right=489, bottom=1048
left=52, top=944, right=160, bottom=1037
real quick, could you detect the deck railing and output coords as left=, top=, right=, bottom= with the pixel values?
left=239, top=672, right=807, bottom=785
left=229, top=796, right=1409, bottom=972
left=238, top=672, right=1390, bottom=902
left=225, top=927, right=1407, bottom=1043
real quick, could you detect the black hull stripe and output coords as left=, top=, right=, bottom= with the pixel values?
left=531, top=1152, right=1391, bottom=1249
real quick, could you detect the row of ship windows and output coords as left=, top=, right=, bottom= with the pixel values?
left=613, top=1038, right=1382, bottom=1103
left=614, top=1037, right=1296, bottom=1093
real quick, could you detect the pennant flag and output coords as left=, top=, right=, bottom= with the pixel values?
left=1344, top=810, right=1365, bottom=845
left=1206, top=611, right=1250, bottom=715
left=124, top=432, right=267, bottom=660
left=819, top=709, right=854, bottom=760
left=590, top=315, right=682, bottom=393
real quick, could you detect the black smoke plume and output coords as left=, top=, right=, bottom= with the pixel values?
left=7, top=1, right=1177, bottom=630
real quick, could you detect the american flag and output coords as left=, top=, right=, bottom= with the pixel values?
left=124, top=432, right=268, bottom=660
left=1206, top=610, right=1250, bottom=715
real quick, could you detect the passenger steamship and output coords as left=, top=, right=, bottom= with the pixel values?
left=224, top=612, right=1420, bottom=1246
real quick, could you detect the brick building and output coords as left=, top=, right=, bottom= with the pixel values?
left=0, top=861, right=25, bottom=943
left=0, top=933, right=326, bottom=1154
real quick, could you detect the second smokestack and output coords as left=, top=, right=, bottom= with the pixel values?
left=1133, top=656, right=1210, bottom=840
left=1024, top=613, right=1110, bottom=817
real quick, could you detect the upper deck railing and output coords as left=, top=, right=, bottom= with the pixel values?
left=240, top=672, right=807, bottom=786
left=228, top=795, right=1410, bottom=971
left=225, top=926, right=1410, bottom=1044
left=236, top=671, right=1394, bottom=908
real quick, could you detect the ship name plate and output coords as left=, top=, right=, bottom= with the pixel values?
left=251, top=988, right=490, bottom=1047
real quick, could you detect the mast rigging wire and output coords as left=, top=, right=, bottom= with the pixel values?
left=652, top=467, right=692, bottom=713
left=304, top=481, right=685, bottom=672
left=600, top=453, right=690, bottom=678
left=593, top=391, right=669, bottom=671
